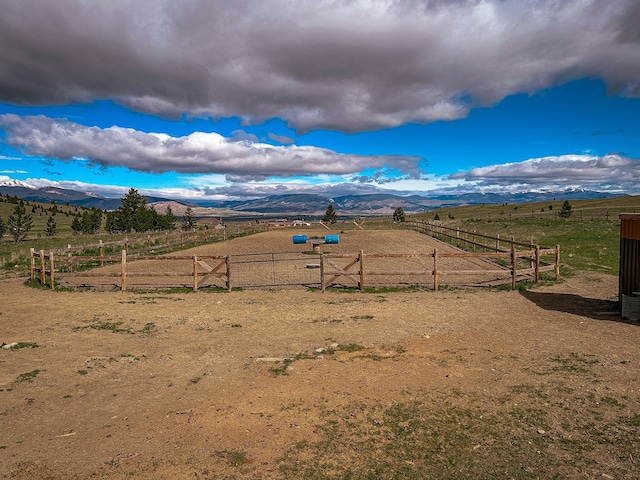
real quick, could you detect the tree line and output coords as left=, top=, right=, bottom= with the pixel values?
left=0, top=188, right=197, bottom=242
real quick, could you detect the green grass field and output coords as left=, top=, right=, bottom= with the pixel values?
left=413, top=195, right=640, bottom=276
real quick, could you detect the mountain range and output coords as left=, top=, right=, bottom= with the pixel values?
left=0, top=179, right=622, bottom=217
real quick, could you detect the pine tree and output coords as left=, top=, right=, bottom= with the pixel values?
left=164, top=205, right=177, bottom=230
left=323, top=204, right=337, bottom=224
left=0, top=216, right=6, bottom=238
left=393, top=206, right=406, bottom=222
left=559, top=200, right=572, bottom=218
left=182, top=207, right=196, bottom=230
left=45, top=214, right=57, bottom=236
left=8, top=200, right=34, bottom=242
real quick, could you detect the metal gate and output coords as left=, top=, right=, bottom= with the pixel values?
left=228, top=252, right=321, bottom=288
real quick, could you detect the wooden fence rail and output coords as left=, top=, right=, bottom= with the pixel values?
left=412, top=220, right=545, bottom=252
left=319, top=245, right=559, bottom=291
left=31, top=249, right=230, bottom=291
left=29, top=223, right=560, bottom=292
left=46, top=223, right=268, bottom=258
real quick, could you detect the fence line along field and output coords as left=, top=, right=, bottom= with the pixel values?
left=32, top=228, right=559, bottom=291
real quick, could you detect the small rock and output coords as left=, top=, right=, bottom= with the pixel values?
left=537, top=429, right=546, bottom=434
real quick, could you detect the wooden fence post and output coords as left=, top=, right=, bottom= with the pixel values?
left=511, top=247, right=517, bottom=289
left=320, top=253, right=325, bottom=292
left=67, top=245, right=72, bottom=272
left=496, top=234, right=500, bottom=252
left=535, top=245, right=540, bottom=283
left=359, top=250, right=364, bottom=292
left=225, top=255, right=231, bottom=291
left=193, top=255, right=198, bottom=291
left=121, top=249, right=127, bottom=291
left=40, top=249, right=46, bottom=285
left=49, top=251, right=55, bottom=290
left=99, top=240, right=104, bottom=267
left=30, top=248, right=35, bottom=281
left=529, top=237, right=534, bottom=269
left=555, top=245, right=561, bottom=280
left=433, top=248, right=438, bottom=291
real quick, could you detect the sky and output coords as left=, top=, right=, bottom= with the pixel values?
left=0, top=0, right=639, bottom=202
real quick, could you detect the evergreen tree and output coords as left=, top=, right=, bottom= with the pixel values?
left=323, top=204, right=338, bottom=224
left=393, top=206, right=406, bottom=222
left=8, top=200, right=34, bottom=242
left=163, top=205, right=177, bottom=230
left=45, top=214, right=57, bottom=236
left=0, top=215, right=6, bottom=238
left=559, top=200, right=572, bottom=218
left=182, top=206, right=196, bottom=230
left=71, top=215, right=83, bottom=234
left=107, top=188, right=150, bottom=233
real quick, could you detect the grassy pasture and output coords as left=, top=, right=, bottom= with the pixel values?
left=414, top=195, right=640, bottom=276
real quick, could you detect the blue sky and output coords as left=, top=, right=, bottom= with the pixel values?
left=1, top=0, right=639, bottom=201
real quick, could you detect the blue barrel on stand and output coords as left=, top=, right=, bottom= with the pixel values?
left=324, top=235, right=340, bottom=244
left=292, top=235, right=308, bottom=244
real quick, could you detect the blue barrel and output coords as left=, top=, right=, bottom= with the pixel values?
left=292, top=235, right=308, bottom=244
left=324, top=235, right=340, bottom=244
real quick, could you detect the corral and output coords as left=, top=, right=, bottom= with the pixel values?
left=2, top=229, right=639, bottom=479
left=30, top=228, right=559, bottom=291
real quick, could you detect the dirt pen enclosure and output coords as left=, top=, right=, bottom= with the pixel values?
left=42, top=229, right=557, bottom=291
left=2, top=229, right=639, bottom=479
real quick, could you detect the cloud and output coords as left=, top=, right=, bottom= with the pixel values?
left=449, top=153, right=640, bottom=190
left=267, top=133, right=295, bottom=145
left=0, top=114, right=420, bottom=177
left=0, top=1, right=638, bottom=132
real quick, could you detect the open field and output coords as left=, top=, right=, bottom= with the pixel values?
left=2, top=228, right=639, bottom=479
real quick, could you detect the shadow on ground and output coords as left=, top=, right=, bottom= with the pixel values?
left=519, top=291, right=638, bottom=325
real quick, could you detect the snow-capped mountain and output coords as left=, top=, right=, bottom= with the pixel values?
left=0, top=178, right=36, bottom=189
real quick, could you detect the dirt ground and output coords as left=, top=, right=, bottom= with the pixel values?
left=1, top=230, right=639, bottom=479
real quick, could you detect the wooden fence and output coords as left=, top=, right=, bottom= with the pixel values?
left=31, top=239, right=559, bottom=292
left=320, top=244, right=559, bottom=291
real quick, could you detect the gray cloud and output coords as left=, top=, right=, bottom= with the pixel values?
left=0, top=114, right=420, bottom=176
left=0, top=0, right=638, bottom=133
left=449, top=154, right=640, bottom=189
left=267, top=133, right=295, bottom=145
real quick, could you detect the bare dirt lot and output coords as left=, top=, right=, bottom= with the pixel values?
left=1, top=230, right=639, bottom=479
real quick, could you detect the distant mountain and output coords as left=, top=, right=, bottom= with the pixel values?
left=0, top=179, right=623, bottom=215
left=193, top=190, right=621, bottom=216
left=0, top=183, right=178, bottom=211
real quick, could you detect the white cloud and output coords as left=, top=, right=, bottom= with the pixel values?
left=449, top=153, right=640, bottom=192
left=0, top=0, right=638, bottom=132
left=0, top=114, right=420, bottom=177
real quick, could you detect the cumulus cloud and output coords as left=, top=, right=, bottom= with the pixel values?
left=0, top=0, right=638, bottom=132
left=449, top=154, right=640, bottom=190
left=0, top=114, right=420, bottom=176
